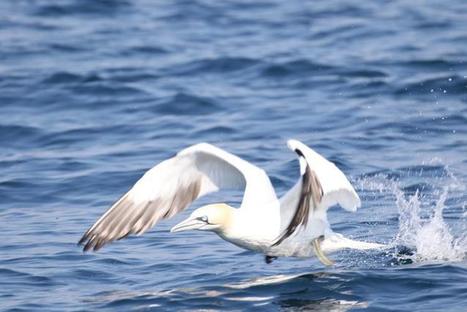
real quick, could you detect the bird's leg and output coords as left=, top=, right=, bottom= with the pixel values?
left=265, top=255, right=277, bottom=264
left=312, top=236, right=334, bottom=266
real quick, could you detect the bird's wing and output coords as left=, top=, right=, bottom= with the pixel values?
left=79, top=143, right=277, bottom=251
left=274, top=139, right=360, bottom=246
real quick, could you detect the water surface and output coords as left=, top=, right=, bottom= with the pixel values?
left=1, top=0, right=466, bottom=311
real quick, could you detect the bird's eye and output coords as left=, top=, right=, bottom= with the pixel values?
left=200, top=215, right=208, bottom=223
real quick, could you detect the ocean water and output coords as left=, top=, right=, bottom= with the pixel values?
left=1, top=0, right=466, bottom=311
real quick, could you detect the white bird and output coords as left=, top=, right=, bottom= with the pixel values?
left=79, top=139, right=383, bottom=265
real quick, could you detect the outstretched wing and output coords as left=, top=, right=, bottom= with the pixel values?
left=274, top=139, right=360, bottom=245
left=79, top=143, right=277, bottom=251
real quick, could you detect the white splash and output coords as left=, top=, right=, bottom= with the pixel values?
left=358, top=164, right=466, bottom=263
left=394, top=186, right=466, bottom=262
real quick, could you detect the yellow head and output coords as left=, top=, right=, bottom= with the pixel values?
left=170, top=203, right=235, bottom=233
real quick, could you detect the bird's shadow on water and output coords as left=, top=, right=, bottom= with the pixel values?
left=85, top=247, right=424, bottom=311
left=87, top=270, right=370, bottom=311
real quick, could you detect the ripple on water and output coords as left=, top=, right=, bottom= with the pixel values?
left=0, top=268, right=61, bottom=287
left=32, top=0, right=132, bottom=17
left=152, top=92, right=222, bottom=116
left=173, top=57, right=261, bottom=76
left=396, top=74, right=467, bottom=96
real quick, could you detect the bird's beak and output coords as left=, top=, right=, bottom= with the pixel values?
left=170, top=217, right=205, bottom=233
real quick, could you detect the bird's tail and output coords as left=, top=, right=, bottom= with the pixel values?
left=321, top=232, right=386, bottom=253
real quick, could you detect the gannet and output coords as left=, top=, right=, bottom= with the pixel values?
left=79, top=139, right=383, bottom=265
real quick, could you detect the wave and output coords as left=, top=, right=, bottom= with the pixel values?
left=172, top=57, right=260, bottom=76
left=33, top=0, right=131, bottom=17
left=42, top=72, right=85, bottom=84
left=152, top=92, right=222, bottom=115
left=0, top=124, right=44, bottom=149
left=395, top=74, right=467, bottom=96
left=261, top=59, right=335, bottom=78
left=0, top=268, right=58, bottom=287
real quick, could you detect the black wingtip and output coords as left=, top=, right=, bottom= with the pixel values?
left=83, top=240, right=95, bottom=252
left=79, top=234, right=113, bottom=252
left=294, top=148, right=305, bottom=158
left=78, top=235, right=87, bottom=246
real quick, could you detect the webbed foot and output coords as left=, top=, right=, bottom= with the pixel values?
left=265, top=255, right=277, bottom=264
left=312, top=236, right=334, bottom=266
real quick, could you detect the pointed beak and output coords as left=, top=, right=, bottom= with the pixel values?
left=170, top=217, right=204, bottom=233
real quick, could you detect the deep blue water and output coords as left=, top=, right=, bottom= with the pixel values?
left=1, top=0, right=466, bottom=311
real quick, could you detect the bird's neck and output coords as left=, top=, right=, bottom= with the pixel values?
left=214, top=208, right=279, bottom=252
